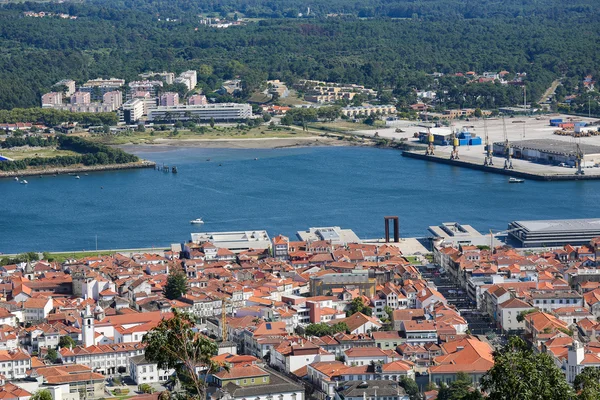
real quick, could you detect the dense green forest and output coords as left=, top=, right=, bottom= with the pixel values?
left=0, top=0, right=598, bottom=110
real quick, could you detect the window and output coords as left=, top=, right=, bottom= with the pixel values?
left=263, top=377, right=267, bottom=383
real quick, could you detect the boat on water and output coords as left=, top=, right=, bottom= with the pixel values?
left=75, top=176, right=80, bottom=179
left=20, top=180, right=28, bottom=185
left=14, top=177, right=18, bottom=181
left=508, top=177, right=525, bottom=183
left=190, top=218, right=204, bottom=224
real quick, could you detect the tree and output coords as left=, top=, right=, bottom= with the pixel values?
left=438, top=372, right=483, bottom=400
left=574, top=367, right=600, bottom=400
left=138, top=384, right=155, bottom=394
left=143, top=309, right=220, bottom=399
left=347, top=297, right=372, bottom=316
left=209, top=117, right=215, bottom=128
left=45, top=348, right=58, bottom=363
left=163, top=270, right=188, bottom=300
left=58, top=335, right=76, bottom=349
left=304, top=322, right=349, bottom=337
left=31, top=390, right=53, bottom=400
left=480, top=336, right=574, bottom=400
left=399, top=376, right=422, bottom=400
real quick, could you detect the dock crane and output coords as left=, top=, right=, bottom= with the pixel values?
left=425, top=127, right=435, bottom=155
left=502, top=116, right=514, bottom=169
left=575, top=142, right=585, bottom=176
left=483, top=117, right=493, bottom=166
left=450, top=128, right=460, bottom=160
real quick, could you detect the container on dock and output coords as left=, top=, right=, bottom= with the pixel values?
left=459, top=139, right=470, bottom=146
left=550, top=118, right=563, bottom=126
left=558, top=123, right=574, bottom=129
left=574, top=122, right=587, bottom=127
left=469, top=137, right=482, bottom=146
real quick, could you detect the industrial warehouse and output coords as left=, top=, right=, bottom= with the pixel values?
left=492, top=139, right=600, bottom=166
left=508, top=218, right=600, bottom=248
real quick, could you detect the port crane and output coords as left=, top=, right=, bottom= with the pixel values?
left=575, top=142, right=585, bottom=176
left=483, top=117, right=493, bottom=166
left=450, top=126, right=460, bottom=160
left=425, top=127, right=435, bottom=156
left=502, top=116, right=514, bottom=169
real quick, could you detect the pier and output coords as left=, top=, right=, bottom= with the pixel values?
left=402, top=150, right=600, bottom=181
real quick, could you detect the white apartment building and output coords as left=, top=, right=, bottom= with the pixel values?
left=174, top=70, right=197, bottom=90
left=103, top=91, right=123, bottom=109
left=0, top=349, right=32, bottom=379
left=59, top=343, right=146, bottom=375
left=148, top=103, right=252, bottom=122
left=122, top=99, right=145, bottom=124
left=41, top=92, right=63, bottom=106
left=129, top=355, right=173, bottom=384
left=22, top=297, right=53, bottom=323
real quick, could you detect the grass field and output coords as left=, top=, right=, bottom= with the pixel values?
left=88, top=125, right=316, bottom=145
left=0, top=147, right=79, bottom=160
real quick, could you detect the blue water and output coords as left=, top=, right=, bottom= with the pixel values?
left=0, top=145, right=597, bottom=253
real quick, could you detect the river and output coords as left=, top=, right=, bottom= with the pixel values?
left=0, top=145, right=597, bottom=253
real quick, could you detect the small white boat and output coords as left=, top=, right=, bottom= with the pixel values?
left=190, top=218, right=204, bottom=224
left=509, top=177, right=524, bottom=183
left=75, top=176, right=80, bottom=179
left=14, top=177, right=19, bottom=181
left=20, top=180, right=28, bottom=185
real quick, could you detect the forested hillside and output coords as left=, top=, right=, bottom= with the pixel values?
left=0, top=0, right=598, bottom=110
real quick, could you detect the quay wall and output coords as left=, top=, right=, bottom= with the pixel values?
left=0, top=160, right=156, bottom=179
left=401, top=151, right=600, bottom=181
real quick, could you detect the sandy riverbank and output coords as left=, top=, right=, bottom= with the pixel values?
left=146, top=136, right=363, bottom=149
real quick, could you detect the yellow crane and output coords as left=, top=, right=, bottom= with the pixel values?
left=450, top=129, right=459, bottom=160
left=425, top=127, right=435, bottom=155
left=502, top=116, right=513, bottom=169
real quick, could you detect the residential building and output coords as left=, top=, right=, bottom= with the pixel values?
left=139, top=71, right=175, bottom=84
left=41, top=92, right=63, bottom=107
left=103, top=91, right=123, bottom=109
left=428, top=337, right=494, bottom=388
left=148, top=104, right=252, bottom=122
left=211, top=365, right=304, bottom=400
left=70, top=92, right=91, bottom=105
left=341, top=105, right=397, bottom=118
left=32, top=365, right=105, bottom=399
left=333, top=380, right=409, bottom=400
left=129, top=355, right=173, bottom=384
left=59, top=343, right=146, bottom=375
left=55, top=79, right=76, bottom=97
left=188, top=94, right=208, bottom=105
left=174, top=70, right=197, bottom=90
left=160, top=92, right=179, bottom=107
left=22, top=297, right=53, bottom=323
left=497, top=298, right=532, bottom=332
left=0, top=349, right=31, bottom=379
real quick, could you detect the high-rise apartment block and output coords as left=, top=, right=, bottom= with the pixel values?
left=160, top=92, right=179, bottom=107
left=71, top=91, right=91, bottom=104
left=188, top=94, right=208, bottom=105
left=41, top=92, right=63, bottom=107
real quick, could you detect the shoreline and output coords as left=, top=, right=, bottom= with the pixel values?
left=117, top=135, right=371, bottom=149
left=0, top=160, right=156, bottom=179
